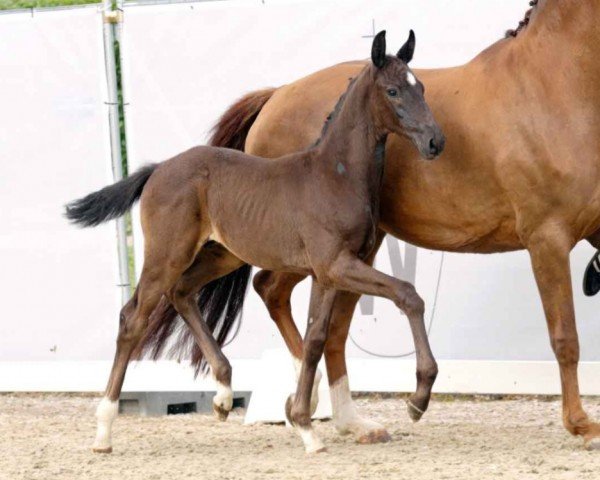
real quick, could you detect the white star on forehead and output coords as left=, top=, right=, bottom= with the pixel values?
left=406, top=71, right=417, bottom=86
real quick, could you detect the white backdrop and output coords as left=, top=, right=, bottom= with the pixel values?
left=2, top=1, right=598, bottom=394
left=123, top=0, right=599, bottom=370
left=0, top=9, right=121, bottom=366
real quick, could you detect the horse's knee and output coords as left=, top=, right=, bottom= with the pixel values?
left=395, top=283, right=424, bottom=318
left=551, top=334, right=579, bottom=365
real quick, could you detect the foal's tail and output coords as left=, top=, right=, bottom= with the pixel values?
left=65, top=164, right=157, bottom=227
left=133, top=88, right=275, bottom=375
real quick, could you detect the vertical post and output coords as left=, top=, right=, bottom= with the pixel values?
left=102, top=0, right=131, bottom=304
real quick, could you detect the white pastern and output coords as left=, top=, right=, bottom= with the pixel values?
left=330, top=376, right=385, bottom=437
left=213, top=381, right=233, bottom=411
left=406, top=71, right=417, bottom=86
left=298, top=427, right=325, bottom=454
left=92, top=397, right=118, bottom=451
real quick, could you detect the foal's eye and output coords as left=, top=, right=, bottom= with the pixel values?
left=386, top=89, right=398, bottom=98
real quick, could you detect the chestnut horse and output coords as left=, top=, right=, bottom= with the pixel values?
left=66, top=32, right=444, bottom=453
left=199, top=0, right=598, bottom=449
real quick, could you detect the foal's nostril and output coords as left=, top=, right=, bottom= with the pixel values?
left=429, top=138, right=439, bottom=155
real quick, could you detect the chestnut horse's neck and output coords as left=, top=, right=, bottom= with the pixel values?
left=313, top=67, right=387, bottom=190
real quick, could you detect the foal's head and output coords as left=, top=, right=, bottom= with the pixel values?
left=368, top=30, right=445, bottom=160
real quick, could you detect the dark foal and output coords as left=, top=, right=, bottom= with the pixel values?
left=66, top=31, right=444, bottom=453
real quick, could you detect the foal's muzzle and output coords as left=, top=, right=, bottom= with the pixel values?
left=415, top=126, right=445, bottom=160
left=427, top=130, right=446, bottom=159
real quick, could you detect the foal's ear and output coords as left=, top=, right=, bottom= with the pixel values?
left=397, top=29, right=416, bottom=64
left=371, top=30, right=387, bottom=69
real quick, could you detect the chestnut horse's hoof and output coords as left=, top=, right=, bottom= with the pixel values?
left=357, top=429, right=392, bottom=445
left=406, top=399, right=425, bottom=423
left=583, top=250, right=600, bottom=296
left=213, top=403, right=230, bottom=422
left=285, top=394, right=295, bottom=426
left=92, top=446, right=113, bottom=454
left=584, top=436, right=600, bottom=451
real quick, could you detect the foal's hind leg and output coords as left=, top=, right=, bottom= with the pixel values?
left=93, top=263, right=185, bottom=453
left=167, top=243, right=245, bottom=421
left=93, top=222, right=206, bottom=452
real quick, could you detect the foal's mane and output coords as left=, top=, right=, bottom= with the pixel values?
left=313, top=74, right=360, bottom=146
left=505, top=0, right=539, bottom=38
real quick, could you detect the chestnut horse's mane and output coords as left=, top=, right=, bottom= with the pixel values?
left=505, top=0, right=539, bottom=38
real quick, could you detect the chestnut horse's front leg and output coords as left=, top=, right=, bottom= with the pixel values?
left=252, top=270, right=323, bottom=416
left=527, top=226, right=600, bottom=450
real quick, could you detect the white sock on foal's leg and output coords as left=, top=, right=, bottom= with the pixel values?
left=330, top=375, right=390, bottom=443
left=92, top=397, right=118, bottom=453
left=213, top=381, right=233, bottom=411
left=212, top=380, right=233, bottom=421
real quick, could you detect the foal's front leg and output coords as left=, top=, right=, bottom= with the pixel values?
left=286, top=283, right=337, bottom=453
left=326, top=251, right=438, bottom=420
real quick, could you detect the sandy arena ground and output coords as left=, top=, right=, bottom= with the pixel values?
left=1, top=393, right=599, bottom=480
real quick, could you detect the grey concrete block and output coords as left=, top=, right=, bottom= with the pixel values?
left=119, top=391, right=252, bottom=416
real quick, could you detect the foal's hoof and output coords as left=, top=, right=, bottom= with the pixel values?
left=357, top=429, right=392, bottom=445
left=406, top=399, right=425, bottom=423
left=92, top=446, right=113, bottom=454
left=213, top=403, right=230, bottom=422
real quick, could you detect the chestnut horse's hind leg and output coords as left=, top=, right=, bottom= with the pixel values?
left=167, top=243, right=245, bottom=421
left=528, top=228, right=600, bottom=450
left=253, top=270, right=323, bottom=415
left=286, top=282, right=337, bottom=453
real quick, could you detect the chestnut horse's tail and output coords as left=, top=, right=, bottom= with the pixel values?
left=133, top=88, right=275, bottom=375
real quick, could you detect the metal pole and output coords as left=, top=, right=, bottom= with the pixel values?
left=102, top=0, right=131, bottom=304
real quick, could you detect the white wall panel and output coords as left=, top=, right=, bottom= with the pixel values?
left=0, top=9, right=121, bottom=365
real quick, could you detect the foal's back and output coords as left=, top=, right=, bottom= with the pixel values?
left=140, top=145, right=317, bottom=273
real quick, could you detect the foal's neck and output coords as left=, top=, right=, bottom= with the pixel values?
left=314, top=69, right=388, bottom=191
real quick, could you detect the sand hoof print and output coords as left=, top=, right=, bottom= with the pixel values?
left=357, top=429, right=392, bottom=445
left=92, top=446, right=113, bottom=454
left=584, top=436, right=600, bottom=451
